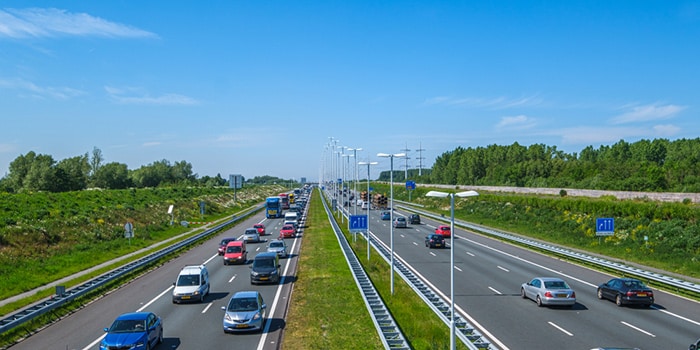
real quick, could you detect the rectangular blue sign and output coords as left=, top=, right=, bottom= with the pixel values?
left=596, top=217, right=615, bottom=236
left=349, top=215, right=368, bottom=232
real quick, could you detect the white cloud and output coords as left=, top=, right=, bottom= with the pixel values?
left=105, top=86, right=198, bottom=106
left=423, top=94, right=542, bottom=109
left=496, top=115, right=536, bottom=130
left=0, top=8, right=157, bottom=39
left=652, top=124, right=681, bottom=136
left=142, top=142, right=161, bottom=147
left=0, top=77, right=85, bottom=99
left=610, top=103, right=686, bottom=124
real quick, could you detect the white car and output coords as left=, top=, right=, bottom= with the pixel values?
left=521, top=277, right=576, bottom=307
left=266, top=239, right=288, bottom=258
left=242, top=228, right=261, bottom=243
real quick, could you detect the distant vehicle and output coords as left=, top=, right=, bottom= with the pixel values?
left=597, top=278, right=654, bottom=307
left=279, top=193, right=290, bottom=210
left=265, top=197, right=282, bottom=218
left=253, top=223, right=266, bottom=235
left=361, top=201, right=370, bottom=210
left=223, top=240, right=247, bottom=265
left=380, top=211, right=391, bottom=220
left=172, top=265, right=210, bottom=303
left=289, top=192, right=295, bottom=204
left=218, top=237, right=237, bottom=255
left=100, top=312, right=163, bottom=350
left=222, top=291, right=267, bottom=333
left=279, top=224, right=296, bottom=238
left=393, top=217, right=407, bottom=228
left=435, top=225, right=451, bottom=237
left=425, top=233, right=445, bottom=248
left=242, top=228, right=261, bottom=243
left=250, top=252, right=281, bottom=284
left=521, top=277, right=576, bottom=307
left=408, top=214, right=421, bottom=224
left=266, top=239, right=288, bottom=258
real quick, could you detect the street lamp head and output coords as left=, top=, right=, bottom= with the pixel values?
left=456, top=190, right=479, bottom=198
left=377, top=152, right=406, bottom=158
left=425, top=190, right=449, bottom=198
left=358, top=161, right=378, bottom=165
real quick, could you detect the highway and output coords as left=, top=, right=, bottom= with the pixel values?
left=363, top=204, right=700, bottom=350
left=11, top=212, right=302, bottom=350
left=8, top=191, right=700, bottom=350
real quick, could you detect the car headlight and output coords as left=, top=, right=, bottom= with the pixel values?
left=252, top=312, right=261, bottom=320
left=271, top=270, right=278, bottom=275
left=225, top=313, right=233, bottom=321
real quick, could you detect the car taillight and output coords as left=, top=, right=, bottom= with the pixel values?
left=626, top=291, right=635, bottom=297
left=571, top=291, right=576, bottom=298
left=544, top=291, right=553, bottom=298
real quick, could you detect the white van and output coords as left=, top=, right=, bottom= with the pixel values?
left=172, top=265, right=210, bottom=303
left=284, top=212, right=298, bottom=223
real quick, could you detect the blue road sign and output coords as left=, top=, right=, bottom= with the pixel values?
left=596, top=217, right=615, bottom=236
left=405, top=180, right=416, bottom=190
left=349, top=215, right=368, bottom=232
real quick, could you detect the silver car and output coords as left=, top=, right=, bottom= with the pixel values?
left=242, top=228, right=261, bottom=243
left=266, top=239, right=288, bottom=258
left=222, top=291, right=266, bottom=333
left=392, top=216, right=407, bottom=228
left=521, top=277, right=576, bottom=307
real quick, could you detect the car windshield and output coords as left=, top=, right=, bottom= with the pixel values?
left=109, top=319, right=146, bottom=333
left=226, top=246, right=241, bottom=253
left=269, top=242, right=284, bottom=248
left=176, top=274, right=199, bottom=286
left=245, top=230, right=257, bottom=235
left=544, top=280, right=569, bottom=289
left=220, top=239, right=233, bottom=246
left=254, top=258, right=275, bottom=268
left=624, top=280, right=645, bottom=289
left=283, top=225, right=293, bottom=230
left=228, top=297, right=258, bottom=312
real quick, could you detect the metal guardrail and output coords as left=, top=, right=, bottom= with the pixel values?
left=328, top=192, right=493, bottom=350
left=0, top=205, right=263, bottom=335
left=395, top=201, right=700, bottom=295
left=321, top=192, right=410, bottom=350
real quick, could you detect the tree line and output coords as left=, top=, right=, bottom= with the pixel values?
left=378, top=138, right=700, bottom=192
left=0, top=147, right=228, bottom=192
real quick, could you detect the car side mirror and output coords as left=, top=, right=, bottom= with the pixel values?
left=103, top=327, right=109, bottom=332
left=262, top=303, right=267, bottom=309
left=690, top=345, right=697, bottom=350
left=172, top=282, right=175, bottom=286
left=221, top=306, right=226, bottom=311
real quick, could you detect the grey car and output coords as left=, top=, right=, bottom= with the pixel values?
left=521, top=277, right=576, bottom=307
left=242, top=228, right=261, bottom=243
left=266, top=239, right=288, bottom=258
left=393, top=216, right=407, bottom=228
left=222, top=291, right=266, bottom=333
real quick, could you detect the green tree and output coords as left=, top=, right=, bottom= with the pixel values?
left=93, top=162, right=131, bottom=189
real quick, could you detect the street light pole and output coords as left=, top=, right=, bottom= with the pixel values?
left=347, top=147, right=363, bottom=215
left=426, top=190, right=479, bottom=350
left=377, top=152, right=405, bottom=295
left=358, top=160, right=377, bottom=261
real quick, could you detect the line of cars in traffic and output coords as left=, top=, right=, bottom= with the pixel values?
left=100, top=187, right=311, bottom=348
left=519, top=276, right=655, bottom=309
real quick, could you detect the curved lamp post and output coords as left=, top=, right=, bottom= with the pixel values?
left=425, top=190, right=479, bottom=350
left=377, top=152, right=405, bottom=295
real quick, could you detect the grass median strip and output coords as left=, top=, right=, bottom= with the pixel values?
left=284, top=191, right=382, bottom=349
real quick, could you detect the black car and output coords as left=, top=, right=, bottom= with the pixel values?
left=425, top=233, right=446, bottom=248
left=408, top=214, right=421, bottom=224
left=596, top=277, right=654, bottom=307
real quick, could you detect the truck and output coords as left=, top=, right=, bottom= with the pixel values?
left=279, top=193, right=290, bottom=210
left=266, top=197, right=282, bottom=218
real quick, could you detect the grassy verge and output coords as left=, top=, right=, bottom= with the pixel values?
left=285, top=190, right=474, bottom=350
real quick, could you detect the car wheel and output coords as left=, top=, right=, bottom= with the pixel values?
left=597, top=288, right=604, bottom=299
left=536, top=295, right=543, bottom=307
left=520, top=288, right=527, bottom=299
left=615, top=294, right=623, bottom=306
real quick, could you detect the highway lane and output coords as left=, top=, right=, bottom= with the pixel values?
left=11, top=212, right=303, bottom=350
left=365, top=206, right=700, bottom=350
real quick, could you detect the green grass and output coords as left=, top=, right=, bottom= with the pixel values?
left=284, top=191, right=475, bottom=350
left=283, top=191, right=382, bottom=349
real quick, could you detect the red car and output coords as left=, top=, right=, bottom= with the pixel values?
left=435, top=225, right=451, bottom=237
left=254, top=223, right=266, bottom=235
left=218, top=237, right=237, bottom=255
left=279, top=224, right=296, bottom=238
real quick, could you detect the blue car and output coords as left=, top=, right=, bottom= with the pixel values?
left=222, top=291, right=267, bottom=333
left=380, top=211, right=391, bottom=220
left=101, top=312, right=163, bottom=350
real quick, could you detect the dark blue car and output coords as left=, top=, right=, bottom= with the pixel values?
left=380, top=211, right=391, bottom=220
left=101, top=312, right=163, bottom=350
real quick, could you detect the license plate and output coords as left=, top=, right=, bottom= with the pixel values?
left=181, top=296, right=190, bottom=299
left=637, top=293, right=647, bottom=297
left=235, top=324, right=249, bottom=328
left=260, top=277, right=268, bottom=281
left=435, top=244, right=442, bottom=247
left=556, top=294, right=568, bottom=298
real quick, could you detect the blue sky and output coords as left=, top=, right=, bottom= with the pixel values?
left=1, top=1, right=698, bottom=182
